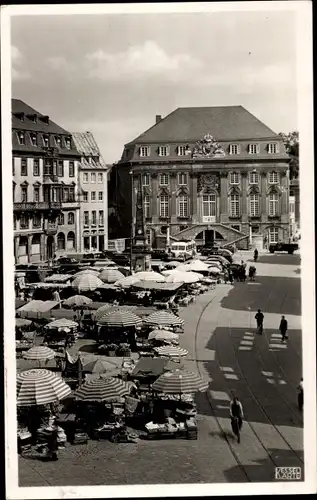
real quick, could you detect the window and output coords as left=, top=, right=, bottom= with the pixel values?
left=13, top=183, right=16, bottom=202
left=99, top=210, right=104, bottom=226
left=83, top=191, right=88, bottom=202
left=68, top=212, right=74, bottom=225
left=91, top=191, right=96, bottom=201
left=67, top=231, right=75, bottom=250
left=69, top=161, right=75, bottom=177
left=21, top=159, right=27, bottom=176
left=229, top=144, right=240, bottom=155
left=268, top=193, right=279, bottom=216
left=65, top=137, right=71, bottom=149
left=177, top=145, right=187, bottom=156
left=55, top=136, right=62, bottom=148
left=58, top=213, right=65, bottom=225
left=57, top=233, right=66, bottom=250
left=98, top=191, right=103, bottom=201
left=51, top=187, right=59, bottom=202
left=229, top=172, right=240, bottom=185
left=158, top=146, right=169, bottom=156
left=249, top=194, right=260, bottom=217
left=69, top=187, right=75, bottom=202
left=178, top=173, right=188, bottom=185
left=146, top=229, right=151, bottom=246
left=57, top=160, right=64, bottom=177
left=30, top=133, right=37, bottom=147
left=44, top=159, right=53, bottom=176
left=92, top=211, right=97, bottom=225
left=142, top=173, right=150, bottom=186
left=20, top=214, right=29, bottom=229
left=98, top=173, right=103, bottom=183
left=33, top=159, right=40, bottom=176
left=12, top=157, right=15, bottom=176
left=268, top=171, right=278, bottom=184
left=248, top=143, right=259, bottom=155
left=84, top=211, right=89, bottom=226
left=33, top=214, right=41, bottom=228
left=269, top=227, right=279, bottom=243
left=91, top=172, right=96, bottom=183
left=178, top=195, right=188, bottom=217
left=249, top=171, right=259, bottom=184
left=83, top=173, right=88, bottom=183
left=268, top=142, right=278, bottom=154
left=230, top=194, right=240, bottom=217
left=17, top=132, right=25, bottom=145
left=140, top=146, right=150, bottom=157
left=33, top=187, right=40, bottom=202
left=144, top=194, right=150, bottom=218
left=63, top=187, right=69, bottom=202
left=203, top=194, right=216, bottom=217
left=159, top=195, right=169, bottom=218
left=21, top=187, right=28, bottom=202
left=159, top=173, right=169, bottom=186
left=43, top=135, right=49, bottom=147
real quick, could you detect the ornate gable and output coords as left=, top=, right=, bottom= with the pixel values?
left=192, top=134, right=226, bottom=158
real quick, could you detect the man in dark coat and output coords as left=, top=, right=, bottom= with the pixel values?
left=255, top=309, right=264, bottom=334
left=279, top=315, right=288, bottom=341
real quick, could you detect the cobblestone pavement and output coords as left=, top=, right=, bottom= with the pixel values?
left=18, top=252, right=303, bottom=486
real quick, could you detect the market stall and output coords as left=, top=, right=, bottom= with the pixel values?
left=17, top=300, right=59, bottom=320
left=97, top=309, right=142, bottom=355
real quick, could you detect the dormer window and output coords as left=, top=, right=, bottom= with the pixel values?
left=268, top=142, right=279, bottom=154
left=248, top=143, right=259, bottom=155
left=55, top=136, right=62, bottom=148
left=17, top=131, right=25, bottom=145
left=30, top=133, right=37, bottom=147
left=140, top=146, right=150, bottom=157
left=177, top=146, right=187, bottom=156
left=229, top=144, right=240, bottom=155
left=43, top=135, right=49, bottom=147
left=27, top=114, right=37, bottom=123
left=40, top=115, right=49, bottom=125
left=158, top=145, right=169, bottom=157
left=65, top=137, right=71, bottom=149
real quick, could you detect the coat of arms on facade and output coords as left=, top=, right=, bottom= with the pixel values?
left=197, top=173, right=220, bottom=194
left=192, top=134, right=225, bottom=158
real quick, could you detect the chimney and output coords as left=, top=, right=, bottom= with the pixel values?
left=156, top=115, right=162, bottom=124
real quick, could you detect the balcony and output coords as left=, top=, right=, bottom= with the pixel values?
left=44, top=221, right=58, bottom=235
left=14, top=201, right=62, bottom=212
left=43, top=174, right=60, bottom=184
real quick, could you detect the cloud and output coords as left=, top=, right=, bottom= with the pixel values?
left=85, top=40, right=203, bottom=83
left=46, top=56, right=68, bottom=71
left=11, top=45, right=22, bottom=63
left=11, top=45, right=31, bottom=81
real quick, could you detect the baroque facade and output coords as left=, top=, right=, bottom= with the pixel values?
left=112, top=106, right=290, bottom=250
left=12, top=99, right=81, bottom=264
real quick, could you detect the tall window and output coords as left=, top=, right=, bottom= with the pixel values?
left=83, top=191, right=88, bottom=202
left=92, top=211, right=97, bottom=225
left=17, top=132, right=25, bottom=145
left=21, top=187, right=28, bottom=202
left=230, top=194, right=240, bottom=217
left=20, top=214, right=29, bottom=229
left=33, top=187, right=40, bottom=202
left=249, top=171, right=259, bottom=184
left=98, top=191, right=103, bottom=201
left=69, top=161, right=75, bottom=177
left=57, top=160, right=64, bottom=177
left=21, top=159, right=27, bottom=176
left=178, top=173, right=188, bottom=185
left=83, top=173, right=88, bottom=183
left=229, top=172, right=240, bottom=185
left=43, top=135, right=49, bottom=147
left=142, top=173, right=150, bottom=186
left=144, top=194, right=150, bottom=218
left=268, top=171, right=278, bottom=184
left=249, top=194, right=260, bottom=216
left=69, top=187, right=75, bottom=202
left=91, top=172, right=96, bottom=183
left=158, top=146, right=169, bottom=156
left=203, top=194, right=216, bottom=217
left=68, top=212, right=74, bottom=225
left=268, top=142, right=278, bottom=154
left=84, top=211, right=89, bottom=226
left=33, top=214, right=41, bottom=228
left=229, top=144, right=240, bottom=155
left=268, top=193, right=279, bottom=216
left=178, top=195, right=188, bottom=217
left=99, top=210, right=104, bottom=225
left=55, top=136, right=62, bottom=148
left=269, top=227, right=279, bottom=243
left=63, top=187, right=69, bottom=202
left=248, top=143, right=259, bottom=155
left=159, top=195, right=169, bottom=218
left=57, top=233, right=65, bottom=250
left=58, top=213, right=65, bottom=225
left=91, top=191, right=96, bottom=201
left=65, top=137, right=71, bottom=149
left=140, top=146, right=150, bottom=157
left=30, top=133, right=37, bottom=147
left=44, top=159, right=53, bottom=176
left=98, top=173, right=103, bottom=183
left=159, top=173, right=169, bottom=186
left=13, top=183, right=16, bottom=202
left=33, top=159, right=40, bottom=176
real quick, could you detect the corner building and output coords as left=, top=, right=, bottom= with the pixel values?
left=115, top=106, right=290, bottom=250
left=12, top=99, right=81, bottom=264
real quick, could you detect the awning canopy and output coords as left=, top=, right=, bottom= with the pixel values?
left=44, top=274, right=72, bottom=283
left=17, top=300, right=59, bottom=314
left=132, top=281, right=183, bottom=291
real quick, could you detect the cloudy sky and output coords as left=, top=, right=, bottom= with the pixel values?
left=11, top=9, right=297, bottom=163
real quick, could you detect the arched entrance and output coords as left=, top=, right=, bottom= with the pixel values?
left=31, top=234, right=41, bottom=263
left=46, top=236, right=54, bottom=260
left=67, top=231, right=75, bottom=251
left=18, top=236, right=29, bottom=265
left=195, top=229, right=224, bottom=247
left=57, top=232, right=66, bottom=251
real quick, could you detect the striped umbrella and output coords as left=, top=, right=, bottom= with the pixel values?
left=94, top=304, right=114, bottom=321
left=72, top=269, right=100, bottom=278
left=23, top=346, right=56, bottom=361
left=114, top=275, right=143, bottom=288
left=148, top=330, right=179, bottom=342
left=97, top=309, right=142, bottom=328
left=99, top=269, right=125, bottom=283
left=152, top=369, right=209, bottom=394
left=74, top=376, right=131, bottom=402
left=145, top=311, right=184, bottom=327
left=165, top=271, right=201, bottom=284
left=17, top=369, right=72, bottom=406
left=154, top=346, right=188, bottom=357
left=63, top=295, right=93, bottom=308
left=72, top=274, right=103, bottom=292
left=178, top=260, right=209, bottom=273
left=45, top=318, right=78, bottom=329
left=133, top=271, right=166, bottom=282
left=83, top=358, right=119, bottom=374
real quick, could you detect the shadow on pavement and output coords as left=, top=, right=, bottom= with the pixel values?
left=220, top=276, right=301, bottom=315
left=224, top=448, right=304, bottom=483
left=246, top=254, right=301, bottom=266
left=78, top=343, right=98, bottom=353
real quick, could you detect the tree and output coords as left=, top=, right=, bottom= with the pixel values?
left=279, top=131, right=299, bottom=180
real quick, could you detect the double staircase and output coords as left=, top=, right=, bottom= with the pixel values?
left=171, top=223, right=249, bottom=249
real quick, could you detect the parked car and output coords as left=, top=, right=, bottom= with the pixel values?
left=269, top=242, right=299, bottom=255
left=54, top=257, right=79, bottom=274
left=111, top=252, right=131, bottom=266
left=151, top=249, right=172, bottom=261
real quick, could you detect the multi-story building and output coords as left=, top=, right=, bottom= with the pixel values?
left=110, top=106, right=290, bottom=250
left=12, top=99, right=81, bottom=264
left=72, top=132, right=109, bottom=253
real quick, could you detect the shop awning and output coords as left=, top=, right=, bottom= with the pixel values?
left=132, top=281, right=183, bottom=291
left=44, top=274, right=72, bottom=283
left=131, top=357, right=169, bottom=378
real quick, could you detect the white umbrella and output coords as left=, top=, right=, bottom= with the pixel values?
left=165, top=271, right=201, bottom=284
left=72, top=269, right=100, bottom=278
left=148, top=330, right=179, bottom=342
left=99, top=269, right=125, bottom=283
left=178, top=259, right=210, bottom=273
left=133, top=271, right=166, bottom=282
left=72, top=274, right=103, bottom=292
left=115, top=275, right=141, bottom=288
left=46, top=318, right=78, bottom=329
left=154, top=346, right=188, bottom=357
left=208, top=266, right=221, bottom=274
left=17, top=369, right=72, bottom=406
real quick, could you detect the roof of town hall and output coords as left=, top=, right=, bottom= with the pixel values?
left=126, top=106, right=280, bottom=145
left=71, top=131, right=108, bottom=170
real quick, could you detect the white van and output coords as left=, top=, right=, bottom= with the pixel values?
left=170, top=240, right=196, bottom=261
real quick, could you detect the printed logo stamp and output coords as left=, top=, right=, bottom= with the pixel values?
left=275, top=467, right=302, bottom=480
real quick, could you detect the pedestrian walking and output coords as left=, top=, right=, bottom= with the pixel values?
left=255, top=309, right=264, bottom=334
left=279, top=315, right=288, bottom=342
left=297, top=378, right=303, bottom=411
left=249, top=265, right=256, bottom=281
left=230, top=396, right=244, bottom=443
left=253, top=248, right=258, bottom=262
left=53, top=289, right=61, bottom=308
